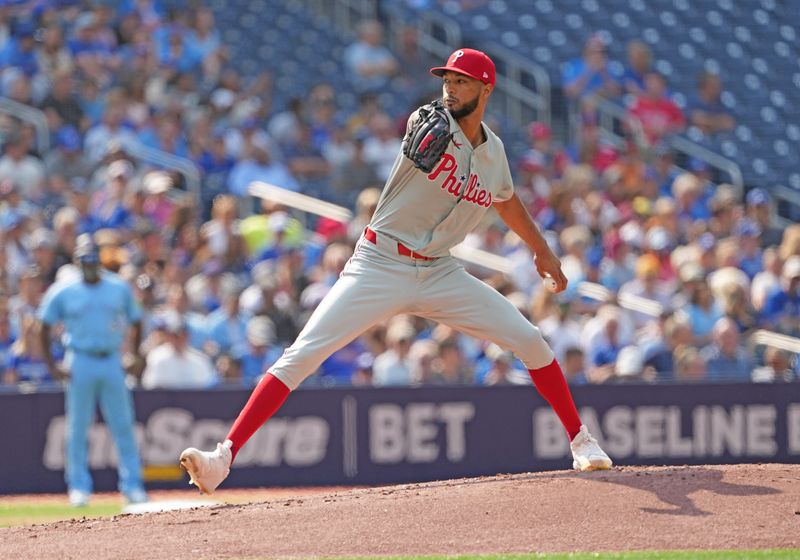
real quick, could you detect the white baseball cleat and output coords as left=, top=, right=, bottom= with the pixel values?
left=570, top=425, right=613, bottom=471
left=68, top=489, right=90, bottom=507
left=180, top=439, right=233, bottom=494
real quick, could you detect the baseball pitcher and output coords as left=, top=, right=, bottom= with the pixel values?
left=181, top=48, right=612, bottom=494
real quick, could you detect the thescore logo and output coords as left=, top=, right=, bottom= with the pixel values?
left=43, top=408, right=329, bottom=470
left=534, top=404, right=800, bottom=459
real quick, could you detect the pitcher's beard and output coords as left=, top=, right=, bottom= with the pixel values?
left=448, top=93, right=480, bottom=119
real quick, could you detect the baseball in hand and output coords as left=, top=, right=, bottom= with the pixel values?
left=543, top=275, right=558, bottom=293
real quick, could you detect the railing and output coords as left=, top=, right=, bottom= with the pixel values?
left=312, top=1, right=552, bottom=127
left=413, top=9, right=461, bottom=60
left=587, top=96, right=745, bottom=188
left=248, top=180, right=800, bottom=358
left=304, top=0, right=377, bottom=34
left=0, top=97, right=200, bottom=204
left=754, top=183, right=800, bottom=228
left=120, top=139, right=202, bottom=206
left=0, top=97, right=50, bottom=154
left=481, top=43, right=551, bottom=127
left=667, top=135, right=744, bottom=188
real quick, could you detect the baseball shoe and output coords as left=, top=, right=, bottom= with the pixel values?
left=68, top=489, right=90, bottom=507
left=180, top=439, right=233, bottom=494
left=124, top=488, right=149, bottom=505
left=570, top=425, right=613, bottom=471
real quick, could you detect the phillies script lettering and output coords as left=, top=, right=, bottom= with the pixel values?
left=427, top=154, right=492, bottom=207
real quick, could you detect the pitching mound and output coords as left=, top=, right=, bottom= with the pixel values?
left=3, top=464, right=798, bottom=559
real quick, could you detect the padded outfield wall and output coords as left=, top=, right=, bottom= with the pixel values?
left=1, top=384, right=799, bottom=493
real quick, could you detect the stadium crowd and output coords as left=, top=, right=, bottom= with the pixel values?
left=0, top=1, right=797, bottom=391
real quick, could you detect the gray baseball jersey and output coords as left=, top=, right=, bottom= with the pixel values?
left=370, top=109, right=514, bottom=257
left=269, top=108, right=554, bottom=390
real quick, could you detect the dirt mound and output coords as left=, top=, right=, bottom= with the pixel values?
left=3, top=464, right=798, bottom=559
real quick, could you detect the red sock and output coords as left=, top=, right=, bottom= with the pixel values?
left=226, top=373, right=290, bottom=463
left=529, top=359, right=582, bottom=440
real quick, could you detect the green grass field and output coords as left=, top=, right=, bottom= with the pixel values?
left=0, top=501, right=123, bottom=527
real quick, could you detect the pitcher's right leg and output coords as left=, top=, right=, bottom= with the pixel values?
left=181, top=252, right=412, bottom=492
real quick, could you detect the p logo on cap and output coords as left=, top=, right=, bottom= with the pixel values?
left=430, top=48, right=496, bottom=86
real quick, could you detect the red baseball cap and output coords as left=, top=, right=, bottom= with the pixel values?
left=528, top=121, right=552, bottom=140
left=430, top=48, right=496, bottom=86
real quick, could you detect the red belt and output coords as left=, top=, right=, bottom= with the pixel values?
left=364, top=227, right=436, bottom=261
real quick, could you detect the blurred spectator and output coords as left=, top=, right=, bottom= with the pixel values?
left=237, top=315, right=282, bottom=387
left=751, top=248, right=782, bottom=312
left=760, top=255, right=800, bottom=336
left=734, top=218, right=763, bottom=279
left=538, top=301, right=582, bottom=363
left=268, top=97, right=304, bottom=149
left=673, top=345, right=708, bottom=383
left=284, top=123, right=330, bottom=192
left=330, top=135, right=380, bottom=205
left=687, top=71, right=736, bottom=138
left=0, top=308, right=14, bottom=374
left=618, top=254, right=672, bottom=328
left=45, top=126, right=93, bottom=181
left=362, top=113, right=402, bottom=182
left=612, top=345, right=650, bottom=383
left=228, top=144, right=299, bottom=198
left=200, top=194, right=246, bottom=268
left=779, top=225, right=800, bottom=261
left=392, top=24, right=432, bottom=99
left=204, top=282, right=247, bottom=359
left=642, top=314, right=694, bottom=382
left=745, top=188, right=783, bottom=248
left=672, top=172, right=711, bottom=223
left=9, top=264, right=43, bottom=337
left=426, top=338, right=472, bottom=385
left=586, top=307, right=626, bottom=383
left=4, top=315, right=51, bottom=385
left=751, top=347, right=797, bottom=383
left=343, top=20, right=399, bottom=93
left=158, top=282, right=207, bottom=349
left=373, top=318, right=414, bottom=386
left=567, top=123, right=618, bottom=172
left=561, top=346, right=588, bottom=385
left=36, top=24, right=73, bottom=82
left=84, top=102, right=138, bottom=164
left=351, top=351, right=375, bottom=386
left=701, top=317, right=755, bottom=382
left=482, top=343, right=530, bottom=386
left=2, top=210, right=31, bottom=289
left=91, top=160, right=134, bottom=231
left=142, top=171, right=177, bottom=228
left=0, top=21, right=38, bottom=81
left=141, top=313, right=217, bottom=389
left=0, top=131, right=46, bottom=200
left=627, top=72, right=686, bottom=144
left=649, top=143, right=679, bottom=198
left=188, top=7, right=224, bottom=81
left=684, top=275, right=723, bottom=347
left=26, top=227, right=58, bottom=285
left=40, top=71, right=85, bottom=131
left=719, top=281, right=757, bottom=335
left=562, top=34, right=621, bottom=101
left=347, top=187, right=381, bottom=243
left=196, top=129, right=236, bottom=218
left=621, top=40, right=653, bottom=97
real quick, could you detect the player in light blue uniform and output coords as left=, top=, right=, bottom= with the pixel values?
left=38, top=235, right=147, bottom=507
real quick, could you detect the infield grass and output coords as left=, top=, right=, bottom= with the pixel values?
left=0, top=502, right=122, bottom=527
